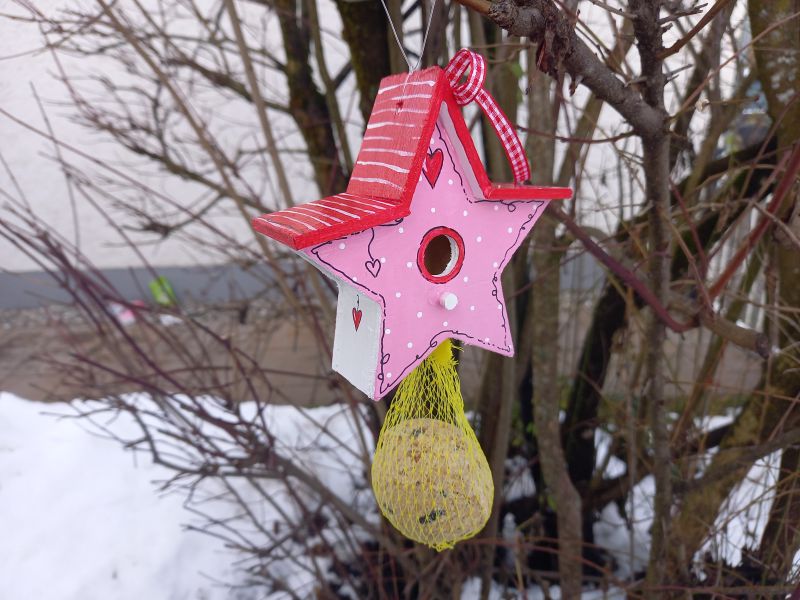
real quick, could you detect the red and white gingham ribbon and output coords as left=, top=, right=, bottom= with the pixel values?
left=445, top=49, right=531, bottom=184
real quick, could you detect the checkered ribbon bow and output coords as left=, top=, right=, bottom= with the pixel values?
left=445, top=49, right=531, bottom=184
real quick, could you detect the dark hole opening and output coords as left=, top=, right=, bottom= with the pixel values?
left=423, top=235, right=454, bottom=276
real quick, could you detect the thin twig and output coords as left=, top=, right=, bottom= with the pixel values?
left=222, top=0, right=295, bottom=208
left=658, top=0, right=732, bottom=60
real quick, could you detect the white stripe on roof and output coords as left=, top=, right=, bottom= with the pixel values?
left=356, top=161, right=410, bottom=174
left=315, top=199, right=360, bottom=218
left=358, top=147, right=416, bottom=157
left=333, top=195, right=380, bottom=212
left=378, top=80, right=436, bottom=94
left=298, top=204, right=344, bottom=223
left=366, top=121, right=418, bottom=130
left=351, top=177, right=404, bottom=190
left=371, top=107, right=429, bottom=116
left=285, top=207, right=332, bottom=227
left=384, top=92, right=433, bottom=102
left=338, top=193, right=395, bottom=207
left=271, top=213, right=316, bottom=231
left=258, top=219, right=297, bottom=234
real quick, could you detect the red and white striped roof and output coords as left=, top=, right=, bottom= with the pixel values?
left=347, top=69, right=446, bottom=202
left=253, top=68, right=446, bottom=249
left=252, top=65, right=571, bottom=250
left=251, top=192, right=407, bottom=250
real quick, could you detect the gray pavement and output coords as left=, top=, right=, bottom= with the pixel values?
left=0, top=263, right=276, bottom=309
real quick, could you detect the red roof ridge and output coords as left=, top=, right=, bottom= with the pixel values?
left=345, top=66, right=449, bottom=206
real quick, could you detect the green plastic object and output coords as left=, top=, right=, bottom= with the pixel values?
left=149, top=275, right=177, bottom=307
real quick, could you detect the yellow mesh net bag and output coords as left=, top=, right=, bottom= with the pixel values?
left=371, top=339, right=494, bottom=551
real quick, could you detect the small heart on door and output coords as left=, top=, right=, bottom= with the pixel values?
left=365, top=258, right=381, bottom=278
left=352, top=307, right=363, bottom=331
left=423, top=149, right=444, bottom=188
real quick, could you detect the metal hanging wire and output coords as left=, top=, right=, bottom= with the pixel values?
left=379, top=0, right=440, bottom=73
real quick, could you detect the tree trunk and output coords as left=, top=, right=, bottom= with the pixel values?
left=625, top=0, right=672, bottom=591
left=335, top=0, right=392, bottom=123
left=521, top=55, right=584, bottom=597
left=477, top=269, right=518, bottom=599
left=272, top=0, right=348, bottom=194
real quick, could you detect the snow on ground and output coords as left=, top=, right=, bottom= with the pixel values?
left=459, top=577, right=626, bottom=600
left=593, top=476, right=655, bottom=580
left=0, top=390, right=378, bottom=599
left=700, top=450, right=782, bottom=569
left=2, top=390, right=795, bottom=599
left=1, top=389, right=629, bottom=600
left=0, top=391, right=252, bottom=600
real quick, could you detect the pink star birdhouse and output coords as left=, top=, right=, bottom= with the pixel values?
left=253, top=50, right=572, bottom=400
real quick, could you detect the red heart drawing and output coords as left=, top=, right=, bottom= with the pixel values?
left=423, top=149, right=443, bottom=188
left=352, top=307, right=362, bottom=331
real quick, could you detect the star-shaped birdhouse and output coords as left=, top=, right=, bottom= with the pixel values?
left=253, top=50, right=571, bottom=400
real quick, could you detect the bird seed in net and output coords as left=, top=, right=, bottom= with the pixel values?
left=371, top=339, right=494, bottom=551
